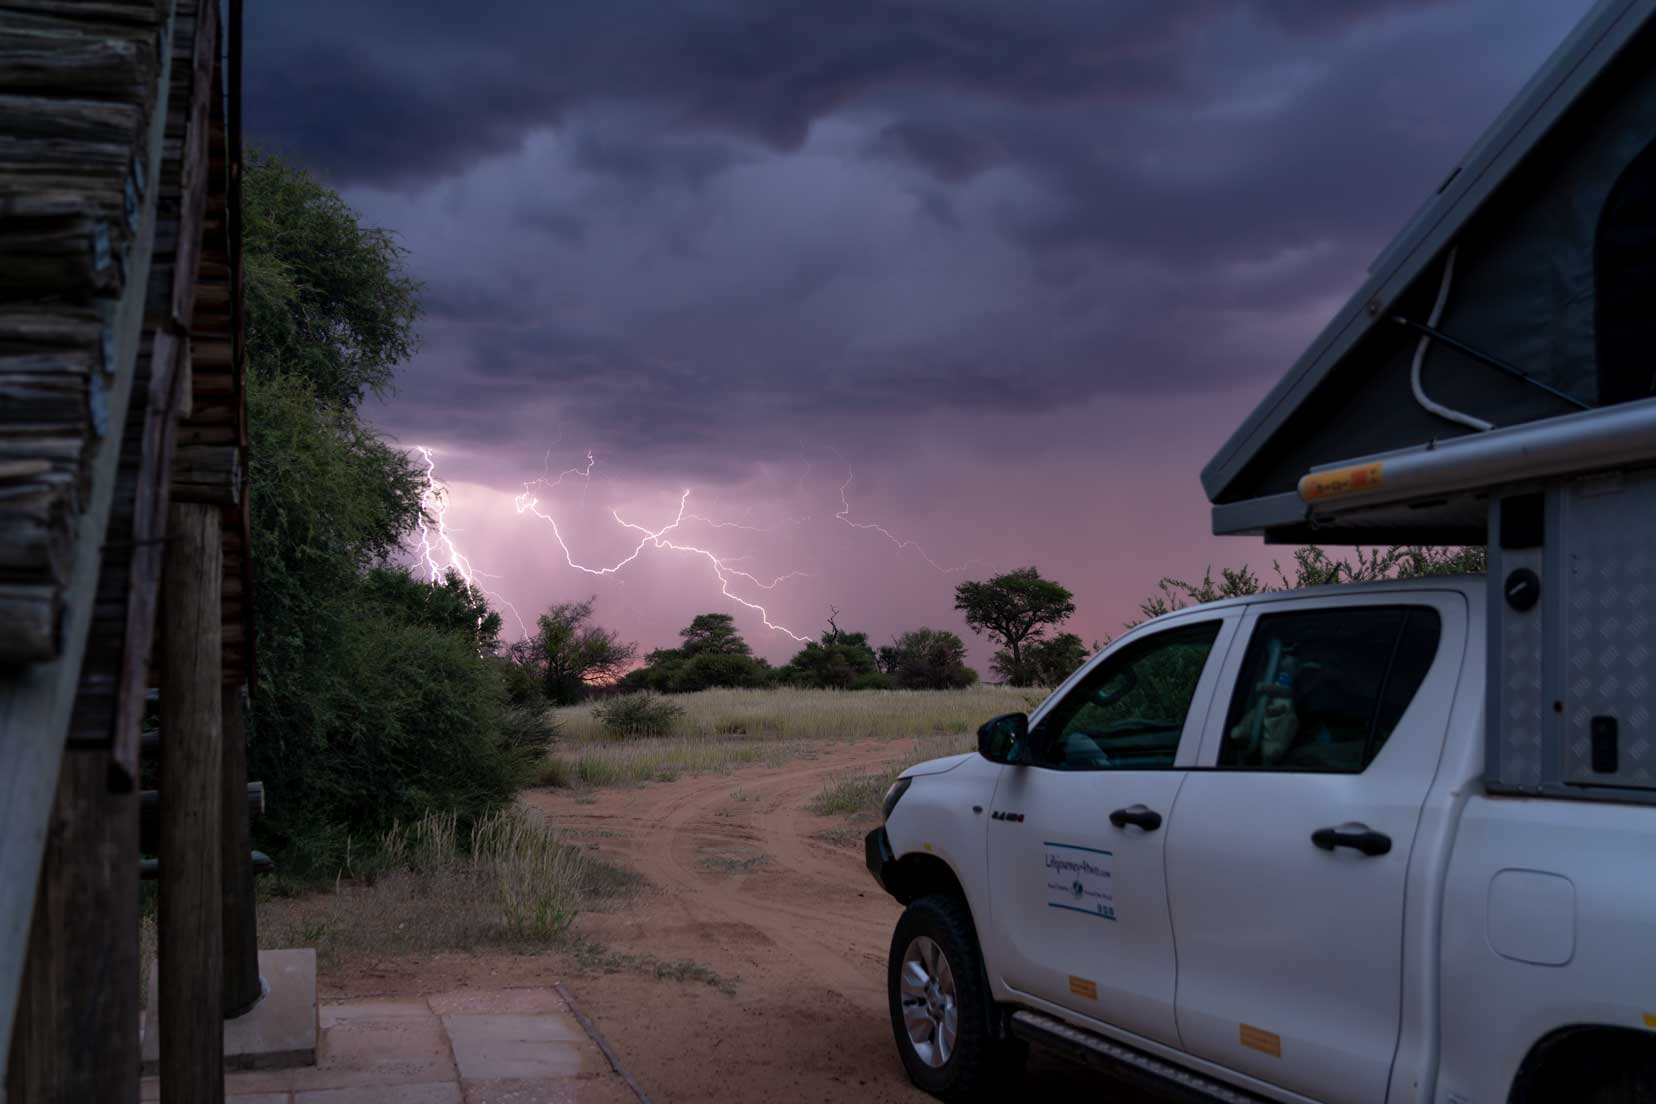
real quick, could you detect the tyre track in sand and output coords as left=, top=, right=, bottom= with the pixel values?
left=522, top=741, right=1113, bottom=1102
left=532, top=741, right=904, bottom=1001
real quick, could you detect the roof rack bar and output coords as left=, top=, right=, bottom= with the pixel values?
left=1297, top=397, right=1656, bottom=512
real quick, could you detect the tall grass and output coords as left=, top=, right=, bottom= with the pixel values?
left=258, top=809, right=634, bottom=967
left=540, top=686, right=1041, bottom=790
left=553, top=685, right=1044, bottom=744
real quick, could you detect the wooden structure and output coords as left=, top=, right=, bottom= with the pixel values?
left=1, top=1, right=257, bottom=1100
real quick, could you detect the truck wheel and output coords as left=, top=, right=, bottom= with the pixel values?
left=1578, top=1043, right=1656, bottom=1104
left=888, top=894, right=1026, bottom=1100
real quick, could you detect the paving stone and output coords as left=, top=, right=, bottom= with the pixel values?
left=442, top=1014, right=589, bottom=1081
left=294, top=1083, right=462, bottom=1104
left=288, top=1003, right=456, bottom=1092
left=462, top=1074, right=639, bottom=1104
left=144, top=1078, right=293, bottom=1101
left=427, top=988, right=569, bottom=1017
left=321, top=999, right=436, bottom=1026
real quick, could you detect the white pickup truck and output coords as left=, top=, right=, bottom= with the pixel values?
left=866, top=577, right=1656, bottom=1104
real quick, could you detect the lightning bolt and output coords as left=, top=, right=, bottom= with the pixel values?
left=835, top=463, right=980, bottom=574
left=412, top=446, right=984, bottom=652
left=513, top=481, right=811, bottom=641
left=414, top=446, right=531, bottom=641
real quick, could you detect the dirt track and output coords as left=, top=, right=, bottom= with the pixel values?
left=519, top=740, right=1106, bottom=1103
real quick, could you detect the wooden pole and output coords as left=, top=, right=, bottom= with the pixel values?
left=4, top=751, right=140, bottom=1104
left=220, top=682, right=260, bottom=1018
left=158, top=501, right=223, bottom=1103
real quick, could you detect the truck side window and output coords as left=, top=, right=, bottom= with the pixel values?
left=1029, top=622, right=1221, bottom=771
left=1219, top=606, right=1442, bottom=772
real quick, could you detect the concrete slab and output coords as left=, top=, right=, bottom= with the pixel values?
left=441, top=1015, right=588, bottom=1081
left=294, top=1083, right=462, bottom=1104
left=289, top=1002, right=456, bottom=1093
left=426, top=988, right=569, bottom=1017
left=142, top=948, right=319, bottom=1073
left=460, top=1078, right=581, bottom=1104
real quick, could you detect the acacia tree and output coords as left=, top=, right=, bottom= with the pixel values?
left=678, top=612, right=752, bottom=656
left=879, top=628, right=977, bottom=690
left=529, top=598, right=637, bottom=705
left=1016, top=632, right=1091, bottom=687
left=954, top=567, right=1076, bottom=686
left=780, top=609, right=882, bottom=689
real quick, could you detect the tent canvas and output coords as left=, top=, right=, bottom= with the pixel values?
left=1202, top=0, right=1656, bottom=543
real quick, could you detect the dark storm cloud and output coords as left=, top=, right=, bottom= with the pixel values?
left=249, top=0, right=1597, bottom=482
left=248, top=0, right=1460, bottom=189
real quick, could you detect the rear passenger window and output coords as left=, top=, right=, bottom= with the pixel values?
left=1219, top=607, right=1441, bottom=772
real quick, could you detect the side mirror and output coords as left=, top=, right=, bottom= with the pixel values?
left=978, top=712, right=1029, bottom=765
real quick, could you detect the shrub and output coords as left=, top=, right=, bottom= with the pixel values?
left=254, top=610, right=533, bottom=876
left=593, top=692, right=684, bottom=739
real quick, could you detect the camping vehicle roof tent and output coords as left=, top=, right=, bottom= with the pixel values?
left=1202, top=0, right=1656, bottom=806
left=1203, top=0, right=1656, bottom=546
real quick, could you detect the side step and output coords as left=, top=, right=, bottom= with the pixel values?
left=1009, top=1010, right=1270, bottom=1104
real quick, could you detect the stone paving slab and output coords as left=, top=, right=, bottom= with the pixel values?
left=443, top=1014, right=588, bottom=1081
left=141, top=987, right=629, bottom=1104
left=294, top=1083, right=464, bottom=1103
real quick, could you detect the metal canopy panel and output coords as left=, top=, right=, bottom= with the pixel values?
left=1203, top=0, right=1656, bottom=539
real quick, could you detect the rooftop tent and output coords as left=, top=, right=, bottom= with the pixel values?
left=1202, top=0, right=1656, bottom=543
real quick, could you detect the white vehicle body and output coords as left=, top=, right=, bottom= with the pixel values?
left=871, top=577, right=1656, bottom=1104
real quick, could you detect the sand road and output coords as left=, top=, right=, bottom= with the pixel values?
left=520, top=740, right=1112, bottom=1103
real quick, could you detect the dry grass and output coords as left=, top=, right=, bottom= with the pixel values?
left=541, top=685, right=1039, bottom=790
left=808, top=731, right=976, bottom=819
left=256, top=809, right=637, bottom=969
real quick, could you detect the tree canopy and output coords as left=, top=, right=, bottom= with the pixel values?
left=878, top=627, right=978, bottom=690
left=520, top=599, right=638, bottom=705
left=622, top=612, right=774, bottom=693
left=243, top=148, right=421, bottom=408
left=678, top=612, right=752, bottom=657
left=778, top=610, right=886, bottom=689
left=954, top=567, right=1076, bottom=686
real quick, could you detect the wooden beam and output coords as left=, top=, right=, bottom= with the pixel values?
left=157, top=499, right=223, bottom=1103
left=168, top=442, right=237, bottom=505
left=220, top=683, right=260, bottom=1018
left=0, top=0, right=179, bottom=1065
left=3, top=750, right=140, bottom=1103
left=0, top=583, right=60, bottom=665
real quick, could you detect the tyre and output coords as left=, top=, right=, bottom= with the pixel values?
left=1577, top=1039, right=1656, bottom=1104
left=888, top=894, right=1027, bottom=1100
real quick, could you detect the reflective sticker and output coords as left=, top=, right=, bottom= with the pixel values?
left=1644, top=1012, right=1656, bottom=1030
left=1299, top=461, right=1384, bottom=502
left=1240, top=1024, right=1282, bottom=1058
left=1068, top=976, right=1097, bottom=1001
left=922, top=842, right=934, bottom=852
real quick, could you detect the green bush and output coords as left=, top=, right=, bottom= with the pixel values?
left=593, top=693, right=684, bottom=739
left=256, top=611, right=537, bottom=874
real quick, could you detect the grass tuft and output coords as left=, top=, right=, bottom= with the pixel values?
left=257, top=808, right=637, bottom=967
left=808, top=731, right=978, bottom=820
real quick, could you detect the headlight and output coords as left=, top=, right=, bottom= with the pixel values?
left=881, top=777, right=912, bottom=822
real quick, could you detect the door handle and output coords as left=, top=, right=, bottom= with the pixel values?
left=1311, top=822, right=1391, bottom=856
left=1109, top=804, right=1162, bottom=832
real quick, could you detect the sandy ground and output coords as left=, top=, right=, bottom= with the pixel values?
left=327, top=740, right=1131, bottom=1102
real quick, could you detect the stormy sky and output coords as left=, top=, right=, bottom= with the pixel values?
left=246, top=0, right=1595, bottom=666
